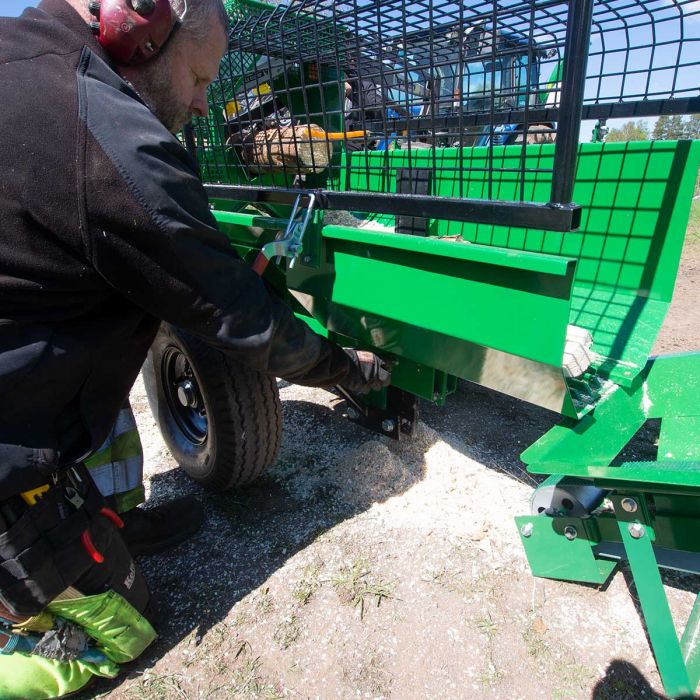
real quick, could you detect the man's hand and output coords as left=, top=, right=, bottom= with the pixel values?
left=342, top=349, right=392, bottom=394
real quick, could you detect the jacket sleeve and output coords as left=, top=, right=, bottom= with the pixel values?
left=77, top=49, right=352, bottom=387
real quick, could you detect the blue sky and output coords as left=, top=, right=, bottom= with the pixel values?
left=1, top=0, right=39, bottom=16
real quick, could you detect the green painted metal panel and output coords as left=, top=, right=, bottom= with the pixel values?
left=533, top=461, right=700, bottom=491
left=652, top=514, right=700, bottom=554
left=213, top=210, right=288, bottom=232
left=523, top=352, right=700, bottom=476
left=322, top=226, right=575, bottom=277
left=681, top=595, right=700, bottom=691
left=322, top=229, right=575, bottom=366
left=658, top=417, right=700, bottom=463
left=644, top=352, right=700, bottom=420
left=343, top=140, right=700, bottom=385
left=515, top=515, right=616, bottom=584
left=521, top=379, right=646, bottom=472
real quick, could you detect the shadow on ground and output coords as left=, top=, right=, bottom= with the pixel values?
left=80, top=389, right=435, bottom=697
left=591, top=658, right=700, bottom=700
left=80, top=380, right=685, bottom=698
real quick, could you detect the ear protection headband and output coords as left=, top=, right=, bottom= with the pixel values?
left=88, top=0, right=179, bottom=65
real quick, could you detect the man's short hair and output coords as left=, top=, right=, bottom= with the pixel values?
left=170, top=0, right=229, bottom=41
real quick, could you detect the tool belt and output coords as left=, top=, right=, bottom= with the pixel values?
left=0, top=464, right=148, bottom=618
left=0, top=443, right=65, bottom=502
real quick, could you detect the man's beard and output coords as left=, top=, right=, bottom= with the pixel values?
left=128, top=50, right=191, bottom=134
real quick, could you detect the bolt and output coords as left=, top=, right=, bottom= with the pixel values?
left=520, top=523, right=534, bottom=538
left=621, top=498, right=638, bottom=513
left=564, top=525, right=577, bottom=541
left=177, top=380, right=197, bottom=408
left=302, top=255, right=312, bottom=264
left=381, top=419, right=395, bottom=433
left=628, top=523, right=645, bottom=539
left=346, top=406, right=359, bottom=421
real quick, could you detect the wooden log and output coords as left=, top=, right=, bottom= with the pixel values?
left=242, top=124, right=333, bottom=174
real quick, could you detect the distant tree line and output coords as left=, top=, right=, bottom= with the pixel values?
left=652, top=114, right=700, bottom=140
left=604, top=114, right=700, bottom=142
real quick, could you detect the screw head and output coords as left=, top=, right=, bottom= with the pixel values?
left=564, top=525, right=578, bottom=541
left=346, top=407, right=360, bottom=421
left=621, top=498, right=638, bottom=513
left=381, top=419, right=395, bottom=433
left=302, top=255, right=312, bottom=264
left=520, top=523, right=534, bottom=538
left=628, top=523, right=645, bottom=539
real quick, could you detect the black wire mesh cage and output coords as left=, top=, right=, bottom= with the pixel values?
left=191, top=0, right=700, bottom=231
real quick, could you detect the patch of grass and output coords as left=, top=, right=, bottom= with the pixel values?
left=476, top=613, right=498, bottom=640
left=273, top=614, right=300, bottom=649
left=255, top=586, right=274, bottom=615
left=183, top=624, right=242, bottom=677
left=203, top=641, right=284, bottom=699
left=551, top=661, right=591, bottom=700
left=292, top=561, right=322, bottom=605
left=478, top=660, right=505, bottom=689
left=232, top=609, right=249, bottom=627
left=422, top=566, right=465, bottom=594
left=521, top=621, right=550, bottom=659
left=341, top=647, right=393, bottom=697
left=330, top=558, right=396, bottom=620
left=126, top=673, right=191, bottom=700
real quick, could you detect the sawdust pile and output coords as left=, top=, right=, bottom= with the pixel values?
left=327, top=421, right=530, bottom=556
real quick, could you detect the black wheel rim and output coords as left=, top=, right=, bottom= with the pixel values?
left=162, top=346, right=208, bottom=445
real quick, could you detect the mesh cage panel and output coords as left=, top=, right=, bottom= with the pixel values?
left=191, top=0, right=700, bottom=230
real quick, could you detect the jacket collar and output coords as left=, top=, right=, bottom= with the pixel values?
left=37, top=0, right=113, bottom=66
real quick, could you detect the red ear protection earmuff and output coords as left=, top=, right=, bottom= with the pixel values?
left=88, top=0, right=179, bottom=65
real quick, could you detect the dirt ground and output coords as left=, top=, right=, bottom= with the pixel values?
left=84, top=220, right=699, bottom=700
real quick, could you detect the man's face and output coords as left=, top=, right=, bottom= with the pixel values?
left=123, top=17, right=228, bottom=134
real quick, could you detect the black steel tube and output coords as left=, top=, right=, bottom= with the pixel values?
left=205, top=185, right=582, bottom=232
left=360, top=95, right=700, bottom=135
left=549, top=0, right=595, bottom=206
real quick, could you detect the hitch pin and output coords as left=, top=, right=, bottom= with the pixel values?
left=336, top=384, right=368, bottom=418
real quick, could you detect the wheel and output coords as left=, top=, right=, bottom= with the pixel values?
left=142, top=323, right=282, bottom=491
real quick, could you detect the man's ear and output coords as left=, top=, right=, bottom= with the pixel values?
left=89, top=0, right=178, bottom=65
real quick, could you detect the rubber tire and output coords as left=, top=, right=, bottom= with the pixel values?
left=142, top=323, right=282, bottom=491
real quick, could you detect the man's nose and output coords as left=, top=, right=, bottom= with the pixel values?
left=191, top=92, right=209, bottom=118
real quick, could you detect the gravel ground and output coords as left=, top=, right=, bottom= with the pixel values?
left=81, top=233, right=699, bottom=700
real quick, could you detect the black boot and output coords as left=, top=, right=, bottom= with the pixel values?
left=120, top=496, right=204, bottom=557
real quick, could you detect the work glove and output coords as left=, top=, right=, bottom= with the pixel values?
left=342, top=349, right=392, bottom=394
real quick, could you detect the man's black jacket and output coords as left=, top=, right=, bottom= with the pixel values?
left=0, top=0, right=352, bottom=498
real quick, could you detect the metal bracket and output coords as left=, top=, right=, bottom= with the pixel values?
left=337, top=386, right=419, bottom=441
left=259, top=193, right=316, bottom=269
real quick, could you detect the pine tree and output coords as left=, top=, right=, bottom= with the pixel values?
left=686, top=114, right=700, bottom=140
left=652, top=115, right=670, bottom=140
left=667, top=115, right=686, bottom=140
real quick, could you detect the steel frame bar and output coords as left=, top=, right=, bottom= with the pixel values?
left=204, top=184, right=582, bottom=231
left=615, top=493, right=697, bottom=698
